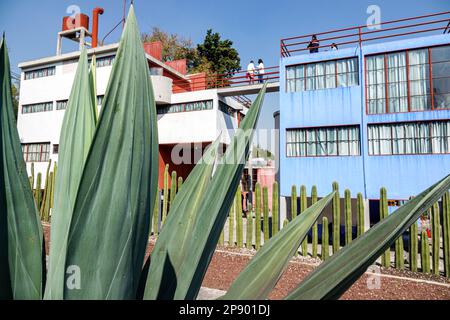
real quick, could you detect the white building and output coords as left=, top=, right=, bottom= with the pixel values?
left=17, top=40, right=247, bottom=188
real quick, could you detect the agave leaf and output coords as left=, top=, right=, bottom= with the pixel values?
left=44, top=48, right=97, bottom=299
left=223, top=191, right=335, bottom=300
left=63, top=6, right=158, bottom=299
left=286, top=174, right=450, bottom=300
left=0, top=36, right=44, bottom=299
left=143, top=138, right=220, bottom=299
left=88, top=55, right=99, bottom=122
left=168, top=84, right=267, bottom=300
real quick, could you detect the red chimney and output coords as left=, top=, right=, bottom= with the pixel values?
left=92, top=7, right=104, bottom=48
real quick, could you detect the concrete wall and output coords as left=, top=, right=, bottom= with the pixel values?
left=279, top=34, right=450, bottom=200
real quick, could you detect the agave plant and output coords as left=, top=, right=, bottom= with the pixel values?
left=1, top=6, right=449, bottom=300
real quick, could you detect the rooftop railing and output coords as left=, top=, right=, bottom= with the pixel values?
left=280, top=11, right=450, bottom=57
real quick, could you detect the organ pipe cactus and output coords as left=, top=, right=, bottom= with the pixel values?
left=35, top=173, right=42, bottom=208
left=263, top=186, right=269, bottom=243
left=152, top=190, right=160, bottom=237
left=246, top=212, right=253, bottom=249
left=332, top=182, right=340, bottom=254
left=162, top=164, right=169, bottom=225
left=300, top=185, right=308, bottom=256
left=356, top=192, right=364, bottom=238
left=443, top=192, right=450, bottom=277
left=311, top=186, right=318, bottom=258
left=395, top=236, right=404, bottom=270
left=344, top=189, right=352, bottom=245
left=322, top=217, right=329, bottom=261
left=421, top=230, right=431, bottom=274
left=291, top=185, right=298, bottom=256
left=431, top=202, right=440, bottom=275
left=409, top=222, right=418, bottom=272
left=177, top=176, right=183, bottom=191
left=236, top=186, right=243, bottom=248
left=255, top=183, right=262, bottom=250
left=228, top=200, right=235, bottom=246
left=170, top=170, right=177, bottom=208
left=272, top=182, right=279, bottom=236
left=380, top=187, right=390, bottom=268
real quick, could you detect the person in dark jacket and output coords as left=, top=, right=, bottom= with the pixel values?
left=307, top=35, right=320, bottom=53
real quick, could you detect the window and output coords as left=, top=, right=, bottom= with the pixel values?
left=24, top=66, right=56, bottom=80
left=22, top=101, right=53, bottom=114
left=21, top=143, right=50, bottom=162
left=218, top=100, right=236, bottom=117
left=286, top=125, right=360, bottom=157
left=53, top=144, right=59, bottom=154
left=95, top=55, right=115, bottom=68
left=366, top=45, right=450, bottom=114
left=286, top=57, right=358, bottom=92
left=368, top=120, right=450, bottom=155
left=157, top=100, right=213, bottom=114
left=56, top=100, right=68, bottom=110
left=97, top=95, right=104, bottom=106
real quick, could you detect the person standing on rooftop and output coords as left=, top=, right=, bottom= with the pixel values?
left=257, top=59, right=265, bottom=83
left=307, top=35, right=320, bottom=53
left=246, top=60, right=256, bottom=84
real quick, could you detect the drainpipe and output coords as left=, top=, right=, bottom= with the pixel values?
left=92, top=7, right=104, bottom=48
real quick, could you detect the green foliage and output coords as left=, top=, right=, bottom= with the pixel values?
left=170, top=170, right=177, bottom=209
left=311, top=186, right=318, bottom=258
left=255, top=183, right=262, bottom=250
left=344, top=189, right=352, bottom=245
left=332, top=182, right=340, bottom=254
left=395, top=236, right=404, bottom=270
left=246, top=212, right=253, bottom=249
left=321, top=217, right=329, bottom=261
left=162, top=164, right=169, bottom=225
left=228, top=200, right=235, bottom=246
left=152, top=190, right=159, bottom=237
left=443, top=192, right=450, bottom=277
left=0, top=36, right=44, bottom=300
left=236, top=186, right=243, bottom=248
left=263, top=186, right=269, bottom=243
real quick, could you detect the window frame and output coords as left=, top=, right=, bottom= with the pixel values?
left=156, top=99, right=214, bottom=115
left=21, top=101, right=53, bottom=114
left=367, top=119, right=450, bottom=156
left=285, top=56, right=359, bottom=93
left=286, top=124, right=361, bottom=158
left=24, top=66, right=56, bottom=80
left=21, top=142, right=51, bottom=162
left=365, top=44, right=450, bottom=115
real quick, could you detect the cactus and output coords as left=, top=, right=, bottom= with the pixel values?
left=30, top=162, right=35, bottom=189
left=300, top=185, right=308, bottom=257
left=42, top=172, right=53, bottom=222
left=421, top=230, right=431, bottom=274
left=431, top=202, right=440, bottom=276
left=177, top=176, right=183, bottom=191
left=35, top=172, right=42, bottom=208
left=332, top=181, right=340, bottom=254
left=228, top=200, right=235, bottom=246
left=344, top=189, right=352, bottom=245
left=356, top=192, right=365, bottom=238
left=246, top=212, right=253, bottom=249
left=311, top=186, right=318, bottom=258
left=170, top=170, right=177, bottom=209
left=40, top=160, right=52, bottom=220
left=409, top=222, right=418, bottom=272
left=263, top=186, right=269, bottom=244
left=161, top=164, right=169, bottom=225
left=283, top=219, right=289, bottom=228
left=395, top=236, right=404, bottom=270
left=236, top=186, right=243, bottom=248
left=291, top=185, right=298, bottom=256
left=443, top=192, right=450, bottom=277
left=219, top=228, right=224, bottom=247
left=50, top=162, right=57, bottom=212
left=322, top=217, right=329, bottom=261
left=271, top=182, right=279, bottom=236
left=380, top=187, right=390, bottom=268
left=255, top=183, right=261, bottom=250
left=152, top=190, right=160, bottom=237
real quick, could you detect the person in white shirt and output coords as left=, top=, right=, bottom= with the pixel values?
left=257, top=59, right=265, bottom=83
left=246, top=60, right=256, bottom=84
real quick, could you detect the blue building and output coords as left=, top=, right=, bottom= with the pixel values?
left=278, top=18, right=450, bottom=213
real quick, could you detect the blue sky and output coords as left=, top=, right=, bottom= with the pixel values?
left=1, top=0, right=448, bottom=148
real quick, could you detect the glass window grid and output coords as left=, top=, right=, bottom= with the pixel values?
left=21, top=143, right=51, bottom=162
left=22, top=101, right=53, bottom=114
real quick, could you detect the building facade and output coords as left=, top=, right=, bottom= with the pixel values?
left=279, top=33, right=450, bottom=204
left=17, top=42, right=246, bottom=188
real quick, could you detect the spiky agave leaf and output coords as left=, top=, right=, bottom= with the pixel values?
left=143, top=139, right=220, bottom=299
left=63, top=5, right=158, bottom=299
left=286, top=174, right=450, bottom=300
left=144, top=84, right=266, bottom=300
left=0, top=36, right=44, bottom=299
left=44, top=48, right=97, bottom=299
left=88, top=55, right=99, bottom=122
left=222, top=192, right=335, bottom=300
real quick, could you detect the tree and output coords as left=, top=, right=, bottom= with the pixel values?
left=141, top=27, right=198, bottom=72
left=196, top=29, right=240, bottom=77
left=11, top=83, right=19, bottom=121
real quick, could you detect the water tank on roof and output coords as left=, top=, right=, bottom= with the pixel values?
left=62, top=14, right=89, bottom=31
